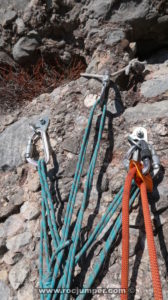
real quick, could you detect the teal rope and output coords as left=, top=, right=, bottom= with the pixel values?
left=39, top=160, right=60, bottom=245
left=37, top=94, right=138, bottom=300
left=47, top=99, right=100, bottom=300
left=76, top=187, right=139, bottom=300
left=38, top=160, right=61, bottom=296
left=60, top=104, right=107, bottom=300
left=50, top=183, right=138, bottom=298
left=38, top=154, right=139, bottom=300
left=39, top=222, right=44, bottom=300
left=49, top=240, right=72, bottom=270
left=41, top=197, right=51, bottom=273
left=38, top=161, right=58, bottom=250
left=52, top=185, right=125, bottom=295
left=75, top=184, right=136, bottom=264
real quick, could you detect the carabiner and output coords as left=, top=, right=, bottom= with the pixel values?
left=25, top=116, right=50, bottom=167
left=124, top=127, right=160, bottom=178
left=124, top=127, right=151, bottom=175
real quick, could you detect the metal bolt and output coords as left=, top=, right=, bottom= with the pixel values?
left=40, top=119, right=46, bottom=125
left=137, top=130, right=144, bottom=138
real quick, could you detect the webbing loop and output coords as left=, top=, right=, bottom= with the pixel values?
left=129, top=160, right=153, bottom=192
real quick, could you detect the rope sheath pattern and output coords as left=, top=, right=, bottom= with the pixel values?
left=121, top=167, right=137, bottom=300
left=38, top=158, right=139, bottom=300
left=121, top=166, right=163, bottom=300
left=37, top=95, right=140, bottom=300
left=140, top=183, right=163, bottom=300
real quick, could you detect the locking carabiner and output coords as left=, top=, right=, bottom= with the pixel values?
left=124, top=127, right=160, bottom=178
left=25, top=116, right=50, bottom=167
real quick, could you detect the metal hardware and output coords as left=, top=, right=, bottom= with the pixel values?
left=124, top=127, right=160, bottom=178
left=81, top=70, right=111, bottom=107
left=81, top=59, right=146, bottom=81
left=127, top=127, right=150, bottom=175
left=149, top=145, right=160, bottom=178
left=25, top=116, right=50, bottom=167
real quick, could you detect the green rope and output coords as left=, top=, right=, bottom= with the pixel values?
left=60, top=104, right=107, bottom=300
left=76, top=187, right=139, bottom=300
left=38, top=157, right=139, bottom=299
left=46, top=98, right=101, bottom=300
left=51, top=182, right=138, bottom=299
left=37, top=94, right=138, bottom=300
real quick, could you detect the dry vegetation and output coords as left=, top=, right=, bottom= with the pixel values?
left=0, top=55, right=86, bottom=112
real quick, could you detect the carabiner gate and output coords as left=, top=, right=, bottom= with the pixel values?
left=124, top=127, right=160, bottom=178
left=25, top=116, right=50, bottom=167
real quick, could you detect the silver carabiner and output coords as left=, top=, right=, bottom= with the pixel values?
left=25, top=116, right=50, bottom=167
left=124, top=127, right=151, bottom=175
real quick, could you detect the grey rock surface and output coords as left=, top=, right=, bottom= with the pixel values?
left=0, top=202, right=19, bottom=222
left=62, top=136, right=81, bottom=154
left=0, top=51, right=16, bottom=67
left=141, top=76, right=168, bottom=98
left=20, top=201, right=40, bottom=220
left=6, top=231, right=32, bottom=251
left=105, top=29, right=125, bottom=46
left=110, top=0, right=149, bottom=23
left=0, top=0, right=168, bottom=299
left=15, top=18, right=26, bottom=35
left=3, top=251, right=23, bottom=265
left=17, top=284, right=34, bottom=300
left=0, top=0, right=30, bottom=10
left=0, top=281, right=10, bottom=300
left=8, top=259, right=30, bottom=290
left=4, top=214, right=25, bottom=237
left=12, top=35, right=40, bottom=64
left=2, top=10, right=17, bottom=27
left=124, top=100, right=168, bottom=122
left=0, top=113, right=49, bottom=170
left=0, top=224, right=6, bottom=255
left=86, top=0, right=114, bottom=19
left=0, top=117, right=31, bottom=170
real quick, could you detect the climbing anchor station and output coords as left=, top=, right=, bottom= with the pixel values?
left=26, top=72, right=163, bottom=300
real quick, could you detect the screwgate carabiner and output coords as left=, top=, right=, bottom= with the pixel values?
left=123, top=127, right=160, bottom=178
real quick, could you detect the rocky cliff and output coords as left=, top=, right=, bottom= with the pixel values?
left=0, top=1, right=168, bottom=299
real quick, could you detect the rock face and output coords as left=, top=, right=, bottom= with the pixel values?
left=12, top=34, right=40, bottom=64
left=15, top=18, right=26, bottom=35
left=86, top=0, right=114, bottom=19
left=0, top=113, right=49, bottom=170
left=0, top=281, right=10, bottom=300
left=20, top=201, right=40, bottom=220
left=0, top=1, right=168, bottom=300
left=1, top=10, right=17, bottom=27
left=8, top=259, right=30, bottom=290
left=110, top=0, right=150, bottom=23
left=105, top=29, right=125, bottom=46
left=141, top=76, right=168, bottom=98
left=6, top=232, right=32, bottom=251
left=0, top=0, right=30, bottom=10
left=124, top=100, right=168, bottom=122
left=0, top=0, right=167, bottom=65
left=0, top=51, right=16, bottom=67
left=4, top=214, right=25, bottom=237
